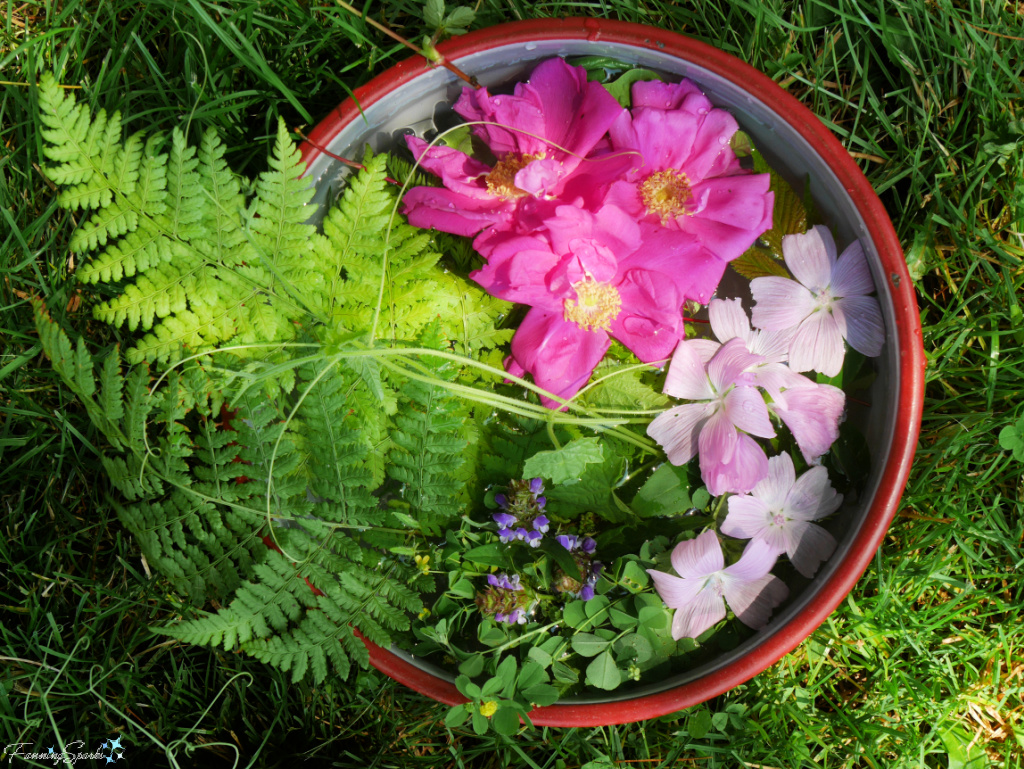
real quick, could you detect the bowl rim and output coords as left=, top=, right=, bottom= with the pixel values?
left=300, top=17, right=925, bottom=727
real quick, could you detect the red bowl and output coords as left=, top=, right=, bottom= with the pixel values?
left=299, top=18, right=924, bottom=727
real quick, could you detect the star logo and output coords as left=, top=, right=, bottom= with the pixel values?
left=109, top=736, right=124, bottom=751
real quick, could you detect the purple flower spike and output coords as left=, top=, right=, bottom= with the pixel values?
left=580, top=584, right=595, bottom=601
left=525, top=530, right=543, bottom=548
left=493, top=512, right=517, bottom=528
left=494, top=493, right=508, bottom=509
left=581, top=537, right=597, bottom=554
left=529, top=478, right=545, bottom=495
left=533, top=515, right=550, bottom=533
left=556, top=534, right=579, bottom=551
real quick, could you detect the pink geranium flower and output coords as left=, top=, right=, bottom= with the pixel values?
left=603, top=79, right=774, bottom=301
left=646, top=337, right=776, bottom=496
left=400, top=58, right=624, bottom=241
left=647, top=530, right=788, bottom=640
left=750, top=225, right=884, bottom=377
left=477, top=204, right=688, bottom=407
left=721, top=452, right=841, bottom=578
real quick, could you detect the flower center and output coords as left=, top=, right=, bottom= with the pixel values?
left=772, top=513, right=786, bottom=527
left=640, top=169, right=692, bottom=222
left=563, top=279, right=622, bottom=333
left=486, top=152, right=544, bottom=200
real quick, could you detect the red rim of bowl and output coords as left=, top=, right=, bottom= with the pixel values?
left=300, top=18, right=925, bottom=727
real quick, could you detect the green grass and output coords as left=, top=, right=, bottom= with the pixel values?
left=2, top=0, right=1023, bottom=766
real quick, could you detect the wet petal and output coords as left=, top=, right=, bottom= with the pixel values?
left=772, top=384, right=845, bottom=464
left=401, top=185, right=514, bottom=237
left=833, top=295, right=884, bottom=357
left=750, top=276, right=816, bottom=331
left=700, top=431, right=769, bottom=496
left=648, top=402, right=714, bottom=466
left=663, top=340, right=716, bottom=401
left=699, top=407, right=738, bottom=466
left=670, top=530, right=725, bottom=579
left=723, top=572, right=788, bottom=630
left=782, top=225, right=835, bottom=292
left=671, top=583, right=727, bottom=640
left=707, top=338, right=765, bottom=392
left=721, top=494, right=773, bottom=541
left=708, top=297, right=751, bottom=344
left=647, top=568, right=702, bottom=608
left=788, top=310, right=845, bottom=376
left=830, top=239, right=876, bottom=297
left=785, top=464, right=843, bottom=522
left=724, top=385, right=776, bottom=439
left=787, top=523, right=837, bottom=578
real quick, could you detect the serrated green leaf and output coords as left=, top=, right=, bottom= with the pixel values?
left=523, top=437, right=604, bottom=485
left=423, top=0, right=444, bottom=28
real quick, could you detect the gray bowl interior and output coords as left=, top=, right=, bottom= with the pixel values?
left=303, top=40, right=899, bottom=704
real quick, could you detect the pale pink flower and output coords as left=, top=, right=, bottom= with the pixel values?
left=647, top=530, right=788, bottom=640
left=401, top=58, right=624, bottom=240
left=721, top=452, right=840, bottom=578
left=750, top=225, right=884, bottom=377
left=647, top=338, right=776, bottom=496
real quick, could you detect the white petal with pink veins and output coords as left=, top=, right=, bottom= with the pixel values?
left=750, top=275, right=816, bottom=331
left=724, top=385, right=776, bottom=439
left=662, top=340, right=716, bottom=400
left=671, top=584, right=727, bottom=640
left=787, top=310, right=845, bottom=376
left=786, top=464, right=843, bottom=522
left=670, top=529, right=725, bottom=579
left=647, top=402, right=714, bottom=466
left=782, top=225, right=835, bottom=292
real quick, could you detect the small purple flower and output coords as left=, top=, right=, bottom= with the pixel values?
left=535, top=496, right=547, bottom=510
left=581, top=537, right=597, bottom=555
left=579, top=584, right=595, bottom=601
left=529, top=478, right=545, bottom=495
left=750, top=226, right=884, bottom=377
left=556, top=534, right=579, bottom=551
left=494, top=493, right=508, bottom=509
left=487, top=572, right=523, bottom=591
left=524, top=530, right=543, bottom=547
left=498, top=527, right=518, bottom=544
left=493, top=512, right=517, bottom=528
left=647, top=530, right=788, bottom=640
left=533, top=515, right=550, bottom=533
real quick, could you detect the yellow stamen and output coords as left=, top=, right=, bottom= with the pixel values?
left=640, top=169, right=692, bottom=222
left=485, top=153, right=543, bottom=200
left=563, top=279, right=622, bottom=333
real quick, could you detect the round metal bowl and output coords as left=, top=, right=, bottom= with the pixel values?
left=299, top=18, right=924, bottom=727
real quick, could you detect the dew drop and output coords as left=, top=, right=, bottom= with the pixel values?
left=524, top=43, right=537, bottom=51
